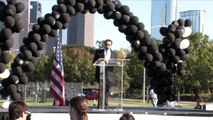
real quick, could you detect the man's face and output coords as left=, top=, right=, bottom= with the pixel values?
left=104, top=41, right=112, bottom=50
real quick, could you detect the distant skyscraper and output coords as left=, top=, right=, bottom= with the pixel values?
left=151, top=0, right=177, bottom=40
left=179, top=10, right=205, bottom=33
left=67, top=13, right=94, bottom=47
left=30, top=1, right=41, bottom=23
left=12, top=0, right=30, bottom=50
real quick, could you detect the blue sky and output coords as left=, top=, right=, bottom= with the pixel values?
left=38, top=0, right=213, bottom=50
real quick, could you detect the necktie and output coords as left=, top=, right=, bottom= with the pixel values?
left=105, top=50, right=110, bottom=64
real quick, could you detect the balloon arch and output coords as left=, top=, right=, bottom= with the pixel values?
left=0, top=0, right=192, bottom=105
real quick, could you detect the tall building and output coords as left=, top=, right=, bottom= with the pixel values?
left=151, top=0, right=177, bottom=40
left=179, top=10, right=205, bottom=33
left=67, top=13, right=94, bottom=47
left=30, top=1, right=42, bottom=24
left=13, top=0, right=30, bottom=51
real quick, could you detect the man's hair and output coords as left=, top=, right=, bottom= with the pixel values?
left=104, top=39, right=113, bottom=45
left=9, top=101, right=28, bottom=120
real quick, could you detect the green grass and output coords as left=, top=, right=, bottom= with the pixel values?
left=0, top=98, right=197, bottom=109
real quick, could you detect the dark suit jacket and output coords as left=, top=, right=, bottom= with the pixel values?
left=93, top=49, right=116, bottom=83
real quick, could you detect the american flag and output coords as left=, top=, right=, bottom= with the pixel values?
left=50, top=36, right=65, bottom=106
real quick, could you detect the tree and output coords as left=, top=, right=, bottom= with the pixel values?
left=126, top=50, right=150, bottom=97
left=29, top=45, right=96, bottom=84
left=29, top=54, right=52, bottom=82
left=174, top=32, right=213, bottom=100
left=62, top=45, right=95, bottom=83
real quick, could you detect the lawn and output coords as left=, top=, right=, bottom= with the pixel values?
left=0, top=98, right=196, bottom=109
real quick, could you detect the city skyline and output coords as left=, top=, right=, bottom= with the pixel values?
left=151, top=0, right=177, bottom=40
left=34, top=0, right=213, bottom=50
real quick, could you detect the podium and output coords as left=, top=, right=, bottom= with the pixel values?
left=93, top=58, right=129, bottom=110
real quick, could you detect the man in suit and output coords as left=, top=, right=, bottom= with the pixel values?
left=93, top=39, right=116, bottom=109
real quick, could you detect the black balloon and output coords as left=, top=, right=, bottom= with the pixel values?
left=103, top=11, right=113, bottom=19
left=12, top=14, right=20, bottom=21
left=113, top=19, right=121, bottom=27
left=65, top=0, right=76, bottom=6
left=4, top=16, right=15, bottom=28
left=178, top=19, right=184, bottom=26
left=120, top=15, right=130, bottom=24
left=159, top=27, right=168, bottom=36
left=32, top=24, right=40, bottom=33
left=5, top=4, right=16, bottom=15
left=118, top=5, right=130, bottom=14
left=36, top=41, right=45, bottom=50
left=19, top=74, right=28, bottom=84
left=23, top=50, right=32, bottom=60
left=127, top=25, right=137, bottom=34
left=54, top=21, right=63, bottom=29
left=52, top=11, right=60, bottom=19
left=37, top=17, right=45, bottom=25
left=96, top=0, right=104, bottom=7
left=22, top=61, right=35, bottom=73
left=168, top=48, right=176, bottom=56
left=4, top=38, right=14, bottom=50
left=46, top=16, right=56, bottom=26
left=49, top=29, right=58, bottom=37
left=15, top=2, right=25, bottom=13
left=9, top=75, right=19, bottom=84
left=168, top=24, right=176, bottom=33
left=14, top=66, right=23, bottom=76
left=145, top=53, right=153, bottom=62
left=139, top=45, right=147, bottom=54
left=11, top=92, right=21, bottom=100
left=129, top=16, right=139, bottom=25
left=66, top=6, right=76, bottom=16
left=60, top=13, right=71, bottom=23
left=137, top=22, right=144, bottom=30
left=31, top=33, right=41, bottom=42
left=7, top=0, right=17, bottom=5
left=136, top=30, right=144, bottom=40
left=14, top=57, right=24, bottom=66
left=58, top=4, right=67, bottom=13
left=41, top=24, right=51, bottom=34
left=13, top=20, right=24, bottom=32
left=41, top=34, right=49, bottom=42
left=7, top=84, right=17, bottom=93
left=154, top=61, right=162, bottom=68
left=30, top=56, right=38, bottom=66
left=105, top=2, right=115, bottom=11
left=75, top=3, right=84, bottom=12
left=0, top=63, right=6, bottom=73
left=1, top=28, right=12, bottom=40
left=112, top=11, right=122, bottom=20
left=118, top=24, right=127, bottom=33
left=1, top=52, right=11, bottom=64
left=185, top=19, right=192, bottom=27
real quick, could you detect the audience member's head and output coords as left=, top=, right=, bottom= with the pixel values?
left=9, top=101, right=30, bottom=120
left=69, top=96, right=88, bottom=120
left=119, top=113, right=135, bottom=120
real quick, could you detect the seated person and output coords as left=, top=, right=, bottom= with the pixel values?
left=194, top=98, right=205, bottom=109
left=119, top=113, right=135, bottom=120
left=9, top=101, right=31, bottom=120
left=69, top=96, right=88, bottom=120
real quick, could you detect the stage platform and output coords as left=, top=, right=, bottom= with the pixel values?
left=1, top=106, right=213, bottom=120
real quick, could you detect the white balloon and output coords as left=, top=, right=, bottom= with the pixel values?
left=0, top=69, right=10, bottom=79
left=180, top=39, right=190, bottom=49
left=183, top=27, right=192, bottom=37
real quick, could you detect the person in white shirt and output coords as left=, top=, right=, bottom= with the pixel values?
left=149, top=88, right=158, bottom=107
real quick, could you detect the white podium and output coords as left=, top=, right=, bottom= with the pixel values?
left=93, top=58, right=129, bottom=110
